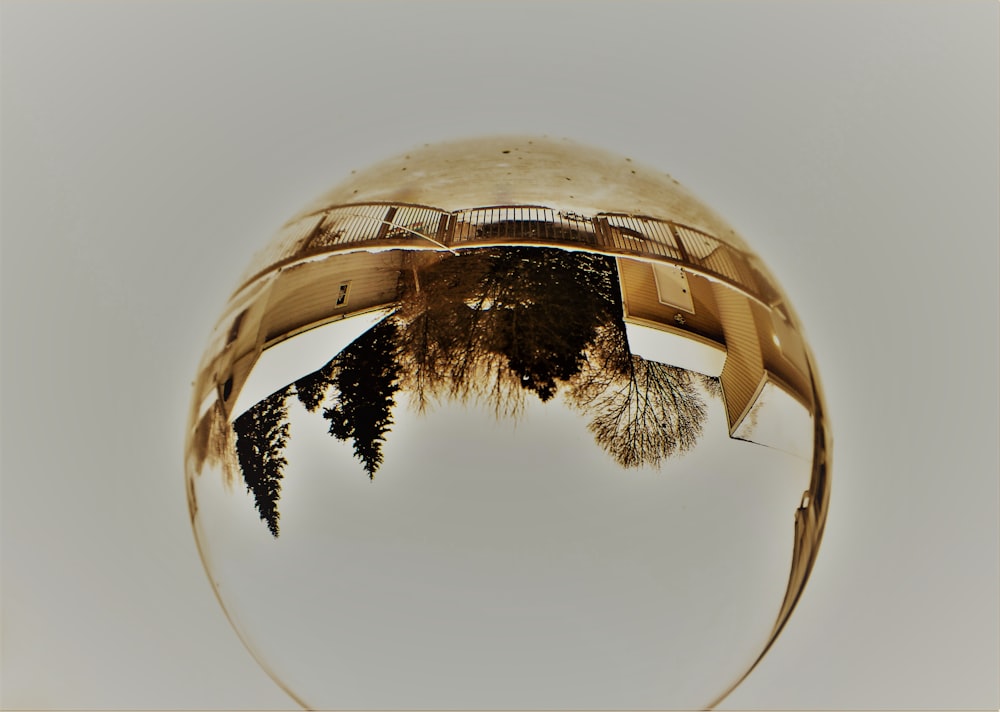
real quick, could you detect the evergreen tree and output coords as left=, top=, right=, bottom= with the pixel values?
left=482, top=248, right=620, bottom=402
left=323, top=319, right=402, bottom=478
left=295, top=358, right=338, bottom=412
left=393, top=246, right=624, bottom=413
left=233, top=386, right=292, bottom=537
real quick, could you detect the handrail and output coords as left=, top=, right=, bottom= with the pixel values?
left=235, top=202, right=786, bottom=309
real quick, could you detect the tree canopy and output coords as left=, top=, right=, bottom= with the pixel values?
left=230, top=246, right=715, bottom=536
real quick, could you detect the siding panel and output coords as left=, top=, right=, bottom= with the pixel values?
left=262, top=252, right=405, bottom=344
left=618, top=258, right=725, bottom=345
left=712, top=282, right=765, bottom=433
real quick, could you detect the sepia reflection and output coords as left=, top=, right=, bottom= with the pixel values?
left=229, top=247, right=723, bottom=537
left=188, top=225, right=825, bottom=539
left=186, top=138, right=831, bottom=710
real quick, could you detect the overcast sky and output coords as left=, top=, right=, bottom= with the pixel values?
left=2, top=2, right=997, bottom=710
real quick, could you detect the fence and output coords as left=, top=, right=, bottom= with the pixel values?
left=242, top=202, right=784, bottom=307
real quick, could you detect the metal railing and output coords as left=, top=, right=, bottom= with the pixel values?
left=246, top=202, right=784, bottom=307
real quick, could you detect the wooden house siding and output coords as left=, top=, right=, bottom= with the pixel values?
left=753, top=300, right=814, bottom=412
left=190, top=273, right=279, bottom=421
left=260, top=251, right=404, bottom=346
left=712, top=283, right=815, bottom=433
left=238, top=201, right=783, bottom=307
left=199, top=251, right=405, bottom=419
left=617, top=257, right=725, bottom=346
left=712, top=281, right=766, bottom=433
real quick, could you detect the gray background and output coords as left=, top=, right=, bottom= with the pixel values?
left=2, top=1, right=997, bottom=709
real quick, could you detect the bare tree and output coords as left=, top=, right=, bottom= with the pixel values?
left=696, top=373, right=723, bottom=400
left=569, top=349, right=708, bottom=469
left=226, top=244, right=715, bottom=538
left=394, top=251, right=492, bottom=411
left=188, top=399, right=241, bottom=488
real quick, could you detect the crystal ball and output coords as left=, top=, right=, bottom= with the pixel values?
left=185, top=137, right=830, bottom=710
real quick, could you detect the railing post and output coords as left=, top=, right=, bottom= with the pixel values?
left=592, top=216, right=611, bottom=251
left=437, top=212, right=454, bottom=247
left=301, top=212, right=330, bottom=253
left=666, top=221, right=690, bottom=263
left=375, top=206, right=399, bottom=240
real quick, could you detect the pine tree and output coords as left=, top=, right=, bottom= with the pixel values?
left=294, top=358, right=338, bottom=412
left=233, top=386, right=292, bottom=537
left=323, top=320, right=402, bottom=478
left=393, top=247, right=625, bottom=414
left=485, top=248, right=620, bottom=402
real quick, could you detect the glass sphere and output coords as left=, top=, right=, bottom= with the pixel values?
left=185, top=137, right=830, bottom=710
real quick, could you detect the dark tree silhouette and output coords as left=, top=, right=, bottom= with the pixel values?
left=323, top=319, right=402, bottom=478
left=227, top=244, right=717, bottom=536
left=394, top=252, right=487, bottom=411
left=229, top=319, right=400, bottom=536
left=484, top=248, right=620, bottom=401
left=294, top=358, right=338, bottom=412
left=394, top=247, right=622, bottom=412
left=233, top=386, right=292, bottom=537
left=394, top=249, right=524, bottom=414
